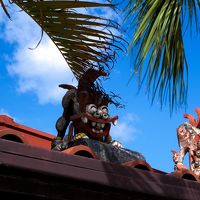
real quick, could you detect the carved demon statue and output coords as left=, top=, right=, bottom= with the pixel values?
left=52, top=68, right=119, bottom=151
left=172, top=108, right=200, bottom=176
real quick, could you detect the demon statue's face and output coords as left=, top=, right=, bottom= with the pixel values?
left=70, top=69, right=118, bottom=141
left=55, top=68, right=118, bottom=144
left=71, top=101, right=118, bottom=141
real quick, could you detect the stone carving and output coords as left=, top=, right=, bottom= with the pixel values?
left=51, top=68, right=146, bottom=165
left=52, top=68, right=120, bottom=151
left=172, top=108, right=200, bottom=176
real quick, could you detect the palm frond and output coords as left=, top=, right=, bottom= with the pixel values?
left=125, top=0, right=200, bottom=111
left=2, top=0, right=125, bottom=80
left=0, top=0, right=11, bottom=18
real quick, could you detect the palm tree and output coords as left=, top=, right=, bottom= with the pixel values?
left=124, top=0, right=200, bottom=111
left=0, top=0, right=124, bottom=80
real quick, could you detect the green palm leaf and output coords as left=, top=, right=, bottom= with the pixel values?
left=125, top=0, right=200, bottom=111
left=1, top=0, right=125, bottom=80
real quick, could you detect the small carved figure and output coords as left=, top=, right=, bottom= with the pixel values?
left=52, top=68, right=121, bottom=151
left=172, top=108, right=200, bottom=176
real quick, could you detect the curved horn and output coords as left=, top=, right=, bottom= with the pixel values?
left=183, top=113, right=197, bottom=127
left=78, top=68, right=107, bottom=91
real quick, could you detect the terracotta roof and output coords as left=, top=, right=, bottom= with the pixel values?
left=0, top=115, right=54, bottom=149
left=0, top=115, right=54, bottom=140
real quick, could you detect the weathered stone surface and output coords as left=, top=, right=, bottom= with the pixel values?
left=68, top=138, right=145, bottom=164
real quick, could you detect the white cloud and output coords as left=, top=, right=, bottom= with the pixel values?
left=1, top=3, right=76, bottom=104
left=7, top=39, right=76, bottom=104
left=110, top=113, right=140, bottom=146
left=1, top=1, right=120, bottom=104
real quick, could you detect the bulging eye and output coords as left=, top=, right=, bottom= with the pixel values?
left=99, top=105, right=109, bottom=119
left=86, top=104, right=97, bottom=114
left=102, top=113, right=109, bottom=119
left=99, top=105, right=108, bottom=114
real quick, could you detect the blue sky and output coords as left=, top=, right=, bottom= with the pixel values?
left=1, top=1, right=200, bottom=173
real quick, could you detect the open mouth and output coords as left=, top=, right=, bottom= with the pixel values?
left=70, top=113, right=118, bottom=139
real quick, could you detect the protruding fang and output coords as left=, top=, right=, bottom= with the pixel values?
left=112, top=119, right=118, bottom=126
left=81, top=117, right=88, bottom=124
left=92, top=122, right=96, bottom=127
left=101, top=123, right=105, bottom=128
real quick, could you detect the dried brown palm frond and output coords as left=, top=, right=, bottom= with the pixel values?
left=1, top=0, right=126, bottom=80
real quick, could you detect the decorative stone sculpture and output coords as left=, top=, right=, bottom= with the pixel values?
left=52, top=68, right=120, bottom=151
left=172, top=108, right=200, bottom=176
left=51, top=68, right=145, bottom=164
